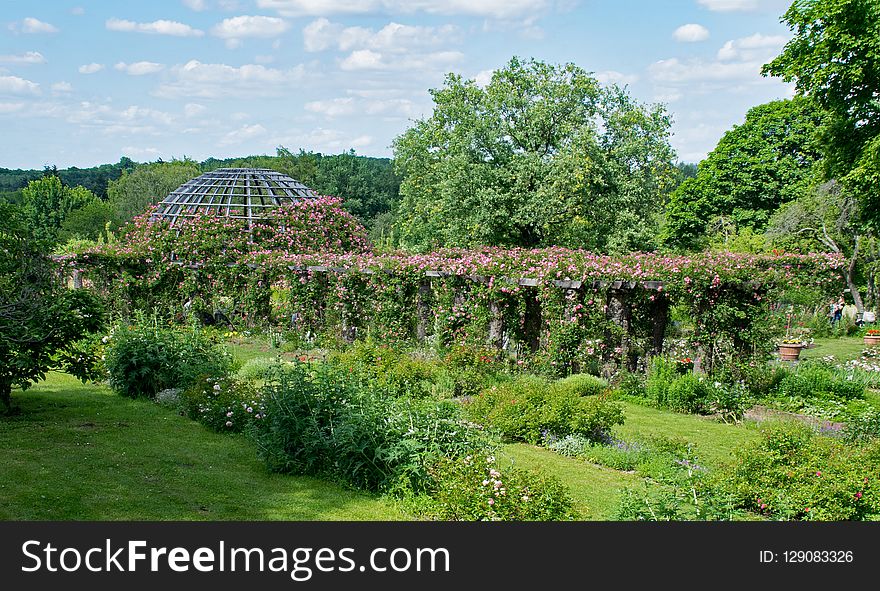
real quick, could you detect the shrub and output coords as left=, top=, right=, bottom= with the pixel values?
left=554, top=373, right=608, bottom=397
left=180, top=376, right=264, bottom=433
left=253, top=361, right=488, bottom=492
left=103, top=316, right=234, bottom=398
left=424, top=454, right=576, bottom=521
left=771, top=362, right=865, bottom=401
left=328, top=340, right=438, bottom=398
left=843, top=409, right=880, bottom=444
left=464, top=375, right=625, bottom=444
left=715, top=422, right=880, bottom=520
left=235, top=356, right=290, bottom=382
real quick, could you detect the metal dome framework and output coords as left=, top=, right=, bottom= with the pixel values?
left=152, top=168, right=320, bottom=227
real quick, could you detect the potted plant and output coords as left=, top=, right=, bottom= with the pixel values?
left=865, top=329, right=880, bottom=346
left=778, top=338, right=806, bottom=361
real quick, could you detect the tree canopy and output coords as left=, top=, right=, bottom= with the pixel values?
left=21, top=175, right=100, bottom=243
left=392, top=57, right=677, bottom=253
left=763, top=0, right=880, bottom=229
left=107, top=159, right=202, bottom=228
left=663, top=97, right=827, bottom=250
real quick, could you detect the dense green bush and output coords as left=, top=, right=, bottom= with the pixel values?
left=253, top=361, right=488, bottom=492
left=423, top=454, right=576, bottom=521
left=770, top=362, right=865, bottom=401
left=843, top=409, right=880, bottom=444
left=464, top=375, right=625, bottom=444
left=554, top=373, right=609, bottom=397
left=328, top=340, right=438, bottom=398
left=103, top=317, right=234, bottom=398
left=715, top=422, right=880, bottom=520
left=180, top=376, right=264, bottom=433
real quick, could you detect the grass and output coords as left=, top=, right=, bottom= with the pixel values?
left=0, top=372, right=406, bottom=521
left=800, top=336, right=869, bottom=362
left=612, top=402, right=761, bottom=469
left=501, top=443, right=637, bottom=520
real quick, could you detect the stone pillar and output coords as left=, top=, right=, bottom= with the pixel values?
left=487, top=299, right=504, bottom=349
left=416, top=279, right=433, bottom=343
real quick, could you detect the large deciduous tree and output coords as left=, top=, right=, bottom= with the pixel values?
left=391, top=57, right=676, bottom=252
left=662, top=97, right=827, bottom=250
left=21, top=175, right=99, bottom=243
left=107, top=159, right=201, bottom=227
left=762, top=0, right=880, bottom=230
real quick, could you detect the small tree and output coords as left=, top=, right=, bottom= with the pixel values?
left=0, top=204, right=103, bottom=413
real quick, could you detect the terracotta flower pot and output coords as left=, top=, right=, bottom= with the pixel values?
left=778, top=343, right=804, bottom=361
left=865, top=335, right=880, bottom=346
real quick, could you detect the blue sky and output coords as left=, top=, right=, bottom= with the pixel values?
left=0, top=0, right=796, bottom=169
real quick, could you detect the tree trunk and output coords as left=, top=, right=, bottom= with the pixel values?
left=846, top=235, right=865, bottom=314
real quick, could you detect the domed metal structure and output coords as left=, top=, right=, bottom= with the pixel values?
left=152, top=168, right=320, bottom=227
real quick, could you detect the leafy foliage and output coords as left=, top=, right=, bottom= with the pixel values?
left=663, top=98, right=826, bottom=250
left=103, top=316, right=234, bottom=399
left=392, top=56, right=676, bottom=252
left=21, top=175, right=100, bottom=243
left=0, top=204, right=105, bottom=411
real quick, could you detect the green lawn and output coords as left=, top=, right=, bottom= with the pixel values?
left=0, top=372, right=406, bottom=521
left=502, top=444, right=637, bottom=520
left=801, top=336, right=868, bottom=362
left=613, top=402, right=761, bottom=469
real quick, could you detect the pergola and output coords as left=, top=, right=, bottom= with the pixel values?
left=151, top=168, right=319, bottom=227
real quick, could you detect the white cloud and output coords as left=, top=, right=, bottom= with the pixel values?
left=649, top=57, right=761, bottom=84
left=212, top=15, right=290, bottom=41
left=106, top=18, right=204, bottom=37
left=184, top=102, right=207, bottom=117
left=114, top=61, right=165, bottom=75
left=303, top=18, right=460, bottom=53
left=305, top=97, right=356, bottom=117
left=473, top=69, right=494, bottom=87
left=10, top=17, right=59, bottom=34
left=340, top=49, right=463, bottom=71
left=183, top=0, right=207, bottom=10
left=0, top=102, right=25, bottom=113
left=0, top=75, right=40, bottom=95
left=51, top=81, right=73, bottom=94
left=154, top=60, right=305, bottom=98
left=697, top=0, right=757, bottom=11
left=717, top=33, right=787, bottom=62
left=0, top=51, right=47, bottom=65
left=595, top=70, right=640, bottom=86
left=673, top=24, right=709, bottom=43
left=258, top=0, right=557, bottom=19
left=65, top=102, right=176, bottom=136
left=274, top=127, right=374, bottom=152
left=78, top=63, right=105, bottom=74
left=219, top=123, right=268, bottom=146
left=122, top=146, right=163, bottom=159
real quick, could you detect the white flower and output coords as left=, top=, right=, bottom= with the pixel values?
left=213, top=384, right=221, bottom=391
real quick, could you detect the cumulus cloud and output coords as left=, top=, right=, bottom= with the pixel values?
left=106, top=18, right=204, bottom=37
left=303, top=18, right=460, bottom=52
left=78, top=63, right=105, bottom=74
left=0, top=102, right=25, bottom=113
left=673, top=24, right=709, bottom=43
left=114, top=61, right=165, bottom=75
left=0, top=51, right=47, bottom=65
left=212, top=15, right=290, bottom=48
left=717, top=33, right=787, bottom=62
left=219, top=123, right=268, bottom=145
left=258, top=0, right=558, bottom=19
left=9, top=17, right=59, bottom=34
left=697, top=0, right=758, bottom=11
left=182, top=0, right=207, bottom=10
left=51, top=81, right=73, bottom=94
left=595, top=70, right=640, bottom=86
left=184, top=102, right=207, bottom=117
left=122, top=146, right=163, bottom=159
left=154, top=59, right=305, bottom=98
left=340, top=49, right=463, bottom=71
left=0, top=75, right=40, bottom=95
left=473, top=69, right=494, bottom=87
